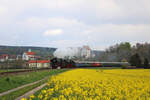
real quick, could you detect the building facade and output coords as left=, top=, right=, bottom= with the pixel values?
left=28, top=60, right=51, bottom=68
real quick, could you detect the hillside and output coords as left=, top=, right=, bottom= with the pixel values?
left=0, top=45, right=57, bottom=57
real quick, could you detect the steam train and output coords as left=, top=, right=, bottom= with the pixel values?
left=51, top=58, right=102, bottom=69
left=50, top=57, right=130, bottom=69
left=51, top=58, right=76, bottom=69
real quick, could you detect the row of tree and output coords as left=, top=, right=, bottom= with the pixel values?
left=98, top=42, right=150, bottom=68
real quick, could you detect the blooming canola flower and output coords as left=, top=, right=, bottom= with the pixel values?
left=25, top=69, right=150, bottom=100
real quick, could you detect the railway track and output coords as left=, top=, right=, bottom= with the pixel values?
left=0, top=68, right=51, bottom=76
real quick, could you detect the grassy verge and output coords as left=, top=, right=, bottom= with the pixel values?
left=0, top=79, right=47, bottom=100
left=0, top=69, right=29, bottom=73
left=0, top=69, right=69, bottom=93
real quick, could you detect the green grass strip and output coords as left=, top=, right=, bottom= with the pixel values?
left=0, top=69, right=29, bottom=73
left=0, top=79, right=47, bottom=100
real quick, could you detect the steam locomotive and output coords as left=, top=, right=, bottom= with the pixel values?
left=51, top=58, right=76, bottom=69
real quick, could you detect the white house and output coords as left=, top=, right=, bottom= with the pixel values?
left=22, top=49, right=36, bottom=60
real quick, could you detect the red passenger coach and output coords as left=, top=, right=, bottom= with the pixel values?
left=92, top=63, right=102, bottom=67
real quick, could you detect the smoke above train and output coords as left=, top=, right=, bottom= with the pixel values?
left=54, top=46, right=95, bottom=59
left=54, top=47, right=78, bottom=59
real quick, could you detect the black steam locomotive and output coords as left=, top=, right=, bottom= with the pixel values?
left=51, top=58, right=75, bottom=69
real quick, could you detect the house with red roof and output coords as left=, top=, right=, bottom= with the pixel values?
left=28, top=60, right=51, bottom=68
left=0, top=54, right=9, bottom=62
left=22, top=49, right=36, bottom=60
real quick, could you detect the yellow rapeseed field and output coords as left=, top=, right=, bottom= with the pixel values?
left=25, top=69, right=150, bottom=100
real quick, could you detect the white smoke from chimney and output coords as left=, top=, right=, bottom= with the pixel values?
left=54, top=47, right=79, bottom=59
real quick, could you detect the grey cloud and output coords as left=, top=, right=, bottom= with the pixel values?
left=0, top=0, right=150, bottom=50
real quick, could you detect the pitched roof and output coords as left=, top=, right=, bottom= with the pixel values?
left=26, top=52, right=35, bottom=55
left=28, top=60, right=36, bottom=63
left=28, top=60, right=50, bottom=63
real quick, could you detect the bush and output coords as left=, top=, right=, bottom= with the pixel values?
left=5, top=77, right=10, bottom=82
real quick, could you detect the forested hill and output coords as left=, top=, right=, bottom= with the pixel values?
left=0, top=45, right=57, bottom=57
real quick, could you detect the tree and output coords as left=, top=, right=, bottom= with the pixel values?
left=102, top=42, right=131, bottom=62
left=144, top=58, right=149, bottom=69
left=129, top=53, right=142, bottom=68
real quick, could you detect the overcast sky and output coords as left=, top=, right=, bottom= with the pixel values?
left=0, top=0, right=150, bottom=50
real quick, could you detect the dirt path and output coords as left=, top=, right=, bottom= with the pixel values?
left=15, top=83, right=47, bottom=100
left=0, top=76, right=49, bottom=97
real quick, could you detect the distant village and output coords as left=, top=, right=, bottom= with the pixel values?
left=0, top=49, right=51, bottom=69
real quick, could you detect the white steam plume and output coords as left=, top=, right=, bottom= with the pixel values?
left=54, top=47, right=79, bottom=59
